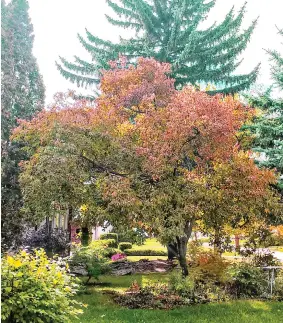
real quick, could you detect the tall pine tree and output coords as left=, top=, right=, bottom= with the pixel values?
left=1, top=0, right=45, bottom=250
left=57, top=0, right=259, bottom=94
left=247, top=27, right=283, bottom=194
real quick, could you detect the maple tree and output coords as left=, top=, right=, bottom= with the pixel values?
left=13, top=58, right=282, bottom=275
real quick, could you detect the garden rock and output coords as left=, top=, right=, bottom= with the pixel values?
left=110, top=259, right=176, bottom=275
left=70, top=265, right=88, bottom=276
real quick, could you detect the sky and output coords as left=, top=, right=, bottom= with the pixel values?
left=28, top=0, right=283, bottom=104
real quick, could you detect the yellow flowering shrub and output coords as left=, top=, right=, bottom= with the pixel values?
left=1, top=249, right=84, bottom=323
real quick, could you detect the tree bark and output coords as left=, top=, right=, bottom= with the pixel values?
left=167, top=242, right=178, bottom=260
left=176, top=220, right=194, bottom=277
left=177, top=236, right=189, bottom=276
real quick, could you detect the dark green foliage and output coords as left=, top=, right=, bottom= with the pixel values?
left=245, top=26, right=283, bottom=194
left=117, top=228, right=147, bottom=245
left=100, top=233, right=118, bottom=242
left=227, top=263, right=267, bottom=298
left=70, top=244, right=110, bottom=284
left=1, top=0, right=45, bottom=251
left=119, top=242, right=132, bottom=251
left=246, top=90, right=283, bottom=193
left=22, top=227, right=70, bottom=255
left=124, top=249, right=167, bottom=256
left=58, top=0, right=259, bottom=94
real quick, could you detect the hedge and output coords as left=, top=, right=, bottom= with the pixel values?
left=100, top=239, right=117, bottom=248
left=124, top=249, right=167, bottom=256
left=119, top=242, right=132, bottom=251
left=100, top=233, right=118, bottom=242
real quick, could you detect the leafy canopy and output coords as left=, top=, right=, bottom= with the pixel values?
left=13, top=58, right=282, bottom=253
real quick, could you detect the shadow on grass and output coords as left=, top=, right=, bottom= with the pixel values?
left=76, top=273, right=283, bottom=323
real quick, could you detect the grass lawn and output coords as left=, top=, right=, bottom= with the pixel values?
left=76, top=273, right=283, bottom=323
left=131, top=238, right=166, bottom=251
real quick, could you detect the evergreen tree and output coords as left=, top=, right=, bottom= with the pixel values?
left=246, top=27, right=283, bottom=193
left=1, top=0, right=45, bottom=250
left=57, top=0, right=259, bottom=94
left=267, top=27, right=283, bottom=89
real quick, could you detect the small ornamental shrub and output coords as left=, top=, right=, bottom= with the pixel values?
left=69, top=244, right=110, bottom=284
left=124, top=249, right=167, bottom=256
left=119, top=242, right=132, bottom=251
left=189, top=250, right=230, bottom=284
left=168, top=270, right=194, bottom=296
left=111, top=253, right=127, bottom=261
left=1, top=249, right=83, bottom=323
left=227, top=262, right=267, bottom=298
left=100, top=238, right=117, bottom=248
left=100, top=233, right=118, bottom=243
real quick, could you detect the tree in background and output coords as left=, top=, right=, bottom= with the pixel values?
left=13, top=58, right=282, bottom=275
left=246, top=26, right=283, bottom=194
left=1, top=0, right=45, bottom=250
left=57, top=0, right=259, bottom=94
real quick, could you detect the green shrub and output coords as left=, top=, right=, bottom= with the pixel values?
left=1, top=249, right=83, bottom=323
left=100, top=233, right=118, bottom=242
left=124, top=249, right=167, bottom=256
left=168, top=270, right=194, bottom=296
left=101, top=239, right=117, bottom=248
left=117, top=228, right=147, bottom=245
left=227, top=262, right=267, bottom=298
left=119, top=242, right=132, bottom=251
left=88, top=240, right=119, bottom=258
left=70, top=244, right=110, bottom=284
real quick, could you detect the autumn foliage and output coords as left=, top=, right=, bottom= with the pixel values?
left=12, top=57, right=282, bottom=275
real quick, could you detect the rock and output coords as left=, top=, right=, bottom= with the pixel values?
left=70, top=265, right=88, bottom=276
left=110, top=260, right=134, bottom=275
left=109, top=259, right=176, bottom=275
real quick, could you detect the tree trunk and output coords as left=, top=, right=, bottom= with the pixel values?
left=176, top=220, right=194, bottom=277
left=167, top=242, right=178, bottom=260
left=213, top=230, right=221, bottom=253
left=177, top=236, right=189, bottom=276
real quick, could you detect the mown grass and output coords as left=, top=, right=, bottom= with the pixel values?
left=76, top=273, right=283, bottom=323
left=131, top=238, right=166, bottom=251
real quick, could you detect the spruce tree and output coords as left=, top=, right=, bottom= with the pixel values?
left=1, top=0, right=45, bottom=250
left=57, top=0, right=259, bottom=94
left=246, top=27, right=283, bottom=193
